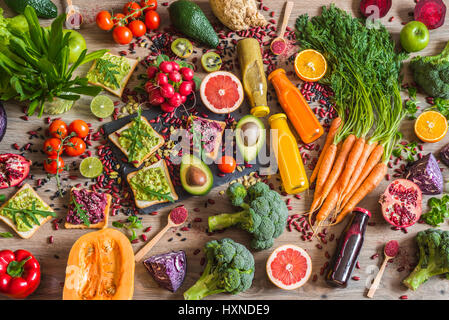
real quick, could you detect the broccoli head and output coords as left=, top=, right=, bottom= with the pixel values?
left=403, top=228, right=449, bottom=291
left=226, top=182, right=247, bottom=207
left=208, top=182, right=289, bottom=250
left=183, top=238, right=255, bottom=300
left=410, top=41, right=449, bottom=99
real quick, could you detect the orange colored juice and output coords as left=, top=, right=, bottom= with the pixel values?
left=268, top=68, right=324, bottom=144
left=269, top=113, right=309, bottom=194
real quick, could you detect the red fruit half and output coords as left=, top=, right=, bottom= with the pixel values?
left=200, top=71, right=244, bottom=114
left=414, top=0, right=447, bottom=30
left=0, top=154, right=31, bottom=189
left=379, top=179, right=422, bottom=228
left=266, top=244, right=312, bottom=290
left=360, top=0, right=392, bottom=18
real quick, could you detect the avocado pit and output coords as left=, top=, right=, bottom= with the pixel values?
left=186, top=165, right=207, bottom=187
left=240, top=122, right=260, bottom=146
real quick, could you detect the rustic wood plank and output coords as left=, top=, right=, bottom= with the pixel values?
left=0, top=0, right=448, bottom=300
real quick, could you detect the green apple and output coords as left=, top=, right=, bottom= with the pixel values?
left=400, top=21, right=430, bottom=53
left=62, top=29, right=87, bottom=64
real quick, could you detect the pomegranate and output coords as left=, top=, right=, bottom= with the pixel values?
left=379, top=179, right=422, bottom=228
left=0, top=154, right=31, bottom=189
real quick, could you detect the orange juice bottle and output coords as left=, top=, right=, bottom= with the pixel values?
left=268, top=68, right=323, bottom=144
left=269, top=113, right=309, bottom=194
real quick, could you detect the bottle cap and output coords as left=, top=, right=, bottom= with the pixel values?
left=251, top=106, right=270, bottom=118
left=353, top=207, right=371, bottom=218
left=268, top=113, right=287, bottom=125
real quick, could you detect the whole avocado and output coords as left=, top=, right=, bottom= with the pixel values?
left=4, top=0, right=58, bottom=19
left=169, top=0, right=219, bottom=48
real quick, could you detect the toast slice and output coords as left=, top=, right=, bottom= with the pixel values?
left=187, top=116, right=226, bottom=160
left=87, top=52, right=138, bottom=97
left=0, top=184, right=54, bottom=239
left=65, top=188, right=111, bottom=229
left=127, top=159, right=178, bottom=209
left=109, top=116, right=165, bottom=168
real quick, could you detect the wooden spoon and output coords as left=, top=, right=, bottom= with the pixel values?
left=65, top=0, right=83, bottom=29
left=270, top=1, right=294, bottom=55
left=367, top=240, right=399, bottom=298
left=134, top=207, right=188, bottom=262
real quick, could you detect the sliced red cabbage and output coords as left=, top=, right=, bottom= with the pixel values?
left=405, top=153, right=443, bottom=195
left=439, top=143, right=449, bottom=167
left=143, top=250, right=187, bottom=292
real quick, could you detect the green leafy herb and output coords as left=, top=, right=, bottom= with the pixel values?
left=135, top=183, right=174, bottom=203
left=428, top=97, right=449, bottom=119
left=70, top=197, right=90, bottom=227
left=392, top=140, right=418, bottom=162
left=405, top=87, right=419, bottom=119
left=421, top=195, right=449, bottom=227
left=0, top=232, right=13, bottom=238
left=95, top=58, right=120, bottom=89
left=2, top=200, right=56, bottom=228
left=112, top=216, right=143, bottom=242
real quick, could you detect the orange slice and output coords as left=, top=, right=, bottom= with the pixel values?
left=414, top=110, right=448, bottom=143
left=266, top=244, right=312, bottom=290
left=294, top=49, right=327, bottom=82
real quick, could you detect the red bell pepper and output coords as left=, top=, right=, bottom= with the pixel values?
left=0, top=249, right=40, bottom=299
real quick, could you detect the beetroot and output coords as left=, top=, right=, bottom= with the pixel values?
left=379, top=179, right=422, bottom=228
left=414, top=0, right=447, bottom=30
left=360, top=0, right=392, bottom=18
left=0, top=153, right=31, bottom=189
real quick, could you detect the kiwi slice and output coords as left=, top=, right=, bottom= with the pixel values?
left=171, top=38, right=193, bottom=58
left=201, top=52, right=222, bottom=72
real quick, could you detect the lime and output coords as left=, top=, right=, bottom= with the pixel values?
left=79, top=157, right=103, bottom=178
left=90, top=95, right=115, bottom=118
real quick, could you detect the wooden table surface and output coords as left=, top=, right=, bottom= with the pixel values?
left=0, top=0, right=448, bottom=300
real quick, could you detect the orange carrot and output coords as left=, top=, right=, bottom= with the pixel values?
left=310, top=117, right=342, bottom=183
left=337, top=141, right=378, bottom=211
left=339, top=144, right=384, bottom=210
left=335, top=162, right=387, bottom=224
left=316, top=184, right=339, bottom=223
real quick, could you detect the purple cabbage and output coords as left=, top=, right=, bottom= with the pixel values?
left=439, top=143, right=449, bottom=167
left=0, top=103, right=7, bottom=143
left=405, top=153, right=443, bottom=195
left=143, top=250, right=186, bottom=292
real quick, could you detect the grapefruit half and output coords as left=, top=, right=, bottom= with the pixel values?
left=266, top=244, right=312, bottom=290
left=200, top=71, right=244, bottom=114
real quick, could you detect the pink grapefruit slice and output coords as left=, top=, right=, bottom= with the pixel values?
left=200, top=71, right=244, bottom=114
left=266, top=244, right=312, bottom=290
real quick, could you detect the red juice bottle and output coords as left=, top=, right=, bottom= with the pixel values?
left=325, top=207, right=371, bottom=288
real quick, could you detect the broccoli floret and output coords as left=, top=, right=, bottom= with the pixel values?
left=403, top=228, right=449, bottom=291
left=183, top=238, right=255, bottom=300
left=226, top=182, right=247, bottom=207
left=208, top=182, right=289, bottom=250
left=410, top=41, right=449, bottom=99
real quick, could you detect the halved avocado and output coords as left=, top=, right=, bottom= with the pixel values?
left=235, top=115, right=266, bottom=162
left=180, top=154, right=213, bottom=196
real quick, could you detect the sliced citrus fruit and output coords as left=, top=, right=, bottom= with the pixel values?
left=294, top=49, right=327, bottom=82
left=266, top=244, right=312, bottom=290
left=200, top=71, right=244, bottom=114
left=414, top=110, right=448, bottom=143
left=79, top=157, right=103, bottom=178
left=90, top=95, right=115, bottom=118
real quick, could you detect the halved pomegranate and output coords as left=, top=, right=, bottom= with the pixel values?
left=0, top=154, right=31, bottom=189
left=379, top=179, right=422, bottom=228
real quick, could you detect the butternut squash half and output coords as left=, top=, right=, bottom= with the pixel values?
left=63, top=228, right=135, bottom=300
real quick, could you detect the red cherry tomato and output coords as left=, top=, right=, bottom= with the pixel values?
left=96, top=11, right=114, bottom=31
left=49, top=120, right=68, bottom=139
left=128, top=20, right=147, bottom=37
left=64, top=137, right=86, bottom=157
left=44, top=156, right=65, bottom=174
left=140, top=0, right=157, bottom=12
left=112, top=26, right=133, bottom=45
left=68, top=119, right=89, bottom=139
left=144, top=10, right=160, bottom=30
left=43, top=138, right=62, bottom=156
left=112, top=13, right=127, bottom=27
left=123, top=2, right=142, bottom=19
left=218, top=156, right=237, bottom=173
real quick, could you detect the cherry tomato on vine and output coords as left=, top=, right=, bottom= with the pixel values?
left=128, top=20, right=147, bottom=37
left=43, top=138, right=63, bottom=156
left=140, top=0, right=157, bottom=12
left=68, top=119, right=89, bottom=139
left=144, top=10, right=160, bottom=30
left=123, top=2, right=142, bottom=19
left=44, top=156, right=65, bottom=174
left=64, top=137, right=86, bottom=157
left=96, top=11, right=114, bottom=31
left=49, top=120, right=68, bottom=139
left=218, top=156, right=237, bottom=174
left=112, top=26, right=133, bottom=45
left=112, top=13, right=127, bottom=27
